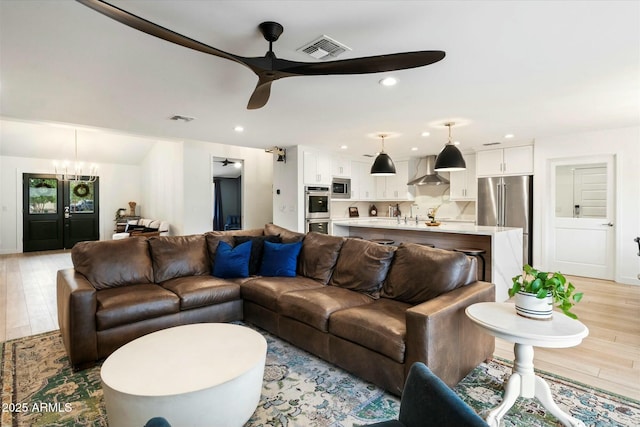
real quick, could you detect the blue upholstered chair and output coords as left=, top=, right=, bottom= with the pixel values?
left=224, top=215, right=242, bottom=230
left=368, top=363, right=488, bottom=427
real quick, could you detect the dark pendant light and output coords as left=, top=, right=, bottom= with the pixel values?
left=370, top=134, right=396, bottom=176
left=435, top=122, right=466, bottom=171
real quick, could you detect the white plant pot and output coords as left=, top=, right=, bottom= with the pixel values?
left=515, top=291, right=553, bottom=320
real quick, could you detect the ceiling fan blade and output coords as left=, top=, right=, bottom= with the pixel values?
left=275, top=51, right=446, bottom=75
left=247, top=78, right=273, bottom=110
left=76, top=0, right=248, bottom=68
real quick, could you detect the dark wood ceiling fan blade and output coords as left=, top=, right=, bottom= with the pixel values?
left=276, top=51, right=446, bottom=75
left=76, top=0, right=247, bottom=68
left=247, top=78, right=273, bottom=110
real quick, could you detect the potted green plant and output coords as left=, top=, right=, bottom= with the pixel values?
left=508, top=264, right=583, bottom=320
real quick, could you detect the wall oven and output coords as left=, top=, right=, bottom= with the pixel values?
left=305, top=186, right=330, bottom=219
left=306, top=219, right=329, bottom=234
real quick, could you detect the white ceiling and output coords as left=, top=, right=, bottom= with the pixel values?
left=1, top=0, right=638, bottom=163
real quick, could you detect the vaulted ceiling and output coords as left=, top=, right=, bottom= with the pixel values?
left=1, top=1, right=638, bottom=163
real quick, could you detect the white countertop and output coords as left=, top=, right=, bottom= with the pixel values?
left=332, top=219, right=522, bottom=236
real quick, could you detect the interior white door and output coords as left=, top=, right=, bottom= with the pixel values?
left=551, top=157, right=615, bottom=279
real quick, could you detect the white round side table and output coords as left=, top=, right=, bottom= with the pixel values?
left=465, top=302, right=589, bottom=427
left=101, top=323, right=267, bottom=427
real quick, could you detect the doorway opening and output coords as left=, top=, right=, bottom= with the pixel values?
left=23, top=173, right=100, bottom=252
left=212, top=157, right=243, bottom=231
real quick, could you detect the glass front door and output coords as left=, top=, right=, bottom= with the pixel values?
left=23, top=174, right=100, bottom=252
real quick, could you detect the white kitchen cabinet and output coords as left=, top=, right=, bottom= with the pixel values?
left=450, top=153, right=477, bottom=200
left=476, top=146, right=533, bottom=177
left=375, top=160, right=413, bottom=200
left=303, top=149, right=332, bottom=185
left=331, top=156, right=351, bottom=178
left=352, top=161, right=376, bottom=200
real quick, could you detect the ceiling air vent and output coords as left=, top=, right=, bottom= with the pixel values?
left=169, top=115, right=195, bottom=122
left=483, top=142, right=501, bottom=146
left=298, top=35, right=351, bottom=60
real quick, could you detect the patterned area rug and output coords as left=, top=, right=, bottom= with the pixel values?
left=1, top=326, right=638, bottom=427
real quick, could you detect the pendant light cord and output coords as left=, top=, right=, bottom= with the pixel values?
left=446, top=122, right=454, bottom=145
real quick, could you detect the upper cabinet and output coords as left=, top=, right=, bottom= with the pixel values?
left=352, top=161, right=376, bottom=200
left=450, top=153, right=477, bottom=201
left=331, top=156, right=351, bottom=178
left=476, top=146, right=534, bottom=177
left=375, top=160, right=413, bottom=201
left=303, top=149, right=332, bottom=185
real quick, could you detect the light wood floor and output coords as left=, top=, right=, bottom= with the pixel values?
left=1, top=250, right=639, bottom=400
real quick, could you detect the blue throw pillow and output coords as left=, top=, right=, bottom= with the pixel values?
left=213, top=240, right=252, bottom=278
left=259, top=240, right=303, bottom=277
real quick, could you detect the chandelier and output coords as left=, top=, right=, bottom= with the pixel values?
left=53, top=130, right=98, bottom=182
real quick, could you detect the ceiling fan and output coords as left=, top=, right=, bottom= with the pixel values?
left=76, top=0, right=446, bottom=110
left=215, top=158, right=238, bottom=167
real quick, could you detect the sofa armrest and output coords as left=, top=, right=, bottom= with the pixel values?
left=56, top=268, right=98, bottom=368
left=405, top=281, right=495, bottom=387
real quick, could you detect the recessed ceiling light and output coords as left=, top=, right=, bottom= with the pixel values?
left=411, top=147, right=418, bottom=151
left=453, top=141, right=461, bottom=146
left=234, top=126, right=244, bottom=132
left=340, top=145, right=348, bottom=149
left=379, top=77, right=397, bottom=87
left=421, top=131, right=430, bottom=137
left=233, top=162, right=242, bottom=169
left=504, top=133, right=515, bottom=139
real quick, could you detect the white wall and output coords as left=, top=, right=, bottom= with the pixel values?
left=140, top=140, right=184, bottom=235
left=272, top=146, right=302, bottom=231
left=0, top=155, right=141, bottom=254
left=182, top=140, right=273, bottom=235
left=533, top=126, right=640, bottom=285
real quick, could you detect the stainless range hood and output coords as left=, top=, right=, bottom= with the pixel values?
left=407, top=155, right=450, bottom=185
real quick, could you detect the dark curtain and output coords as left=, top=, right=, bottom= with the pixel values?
left=212, top=178, right=224, bottom=231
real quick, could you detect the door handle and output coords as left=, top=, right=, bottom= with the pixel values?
left=601, top=222, right=614, bottom=227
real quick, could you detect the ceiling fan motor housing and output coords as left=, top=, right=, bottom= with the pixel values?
left=259, top=21, right=284, bottom=42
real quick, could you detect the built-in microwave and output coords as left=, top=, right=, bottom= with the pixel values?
left=331, top=178, right=351, bottom=199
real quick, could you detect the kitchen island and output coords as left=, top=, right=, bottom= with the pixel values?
left=332, top=219, right=522, bottom=302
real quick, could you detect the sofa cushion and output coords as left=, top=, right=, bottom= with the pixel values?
left=71, top=238, right=153, bottom=290
left=208, top=228, right=265, bottom=237
left=298, top=232, right=345, bottom=284
left=205, top=233, right=235, bottom=262
left=234, top=235, right=282, bottom=275
left=162, top=276, right=241, bottom=310
left=329, top=238, right=396, bottom=298
left=213, top=241, right=252, bottom=278
left=259, top=241, right=303, bottom=277
left=240, top=276, right=325, bottom=310
left=95, top=284, right=180, bottom=330
left=148, top=235, right=210, bottom=283
left=264, top=223, right=305, bottom=243
left=279, top=287, right=373, bottom=332
left=329, top=298, right=410, bottom=363
left=382, top=243, right=476, bottom=304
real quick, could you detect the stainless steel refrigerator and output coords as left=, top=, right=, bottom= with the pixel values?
left=477, top=175, right=533, bottom=265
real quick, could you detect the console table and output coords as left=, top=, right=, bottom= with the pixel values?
left=465, top=302, right=589, bottom=427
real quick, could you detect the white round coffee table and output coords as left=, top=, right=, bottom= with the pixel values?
left=101, top=323, right=267, bottom=427
left=466, top=302, right=589, bottom=427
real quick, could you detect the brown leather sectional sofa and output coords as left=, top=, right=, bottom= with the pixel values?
left=57, top=223, right=495, bottom=395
